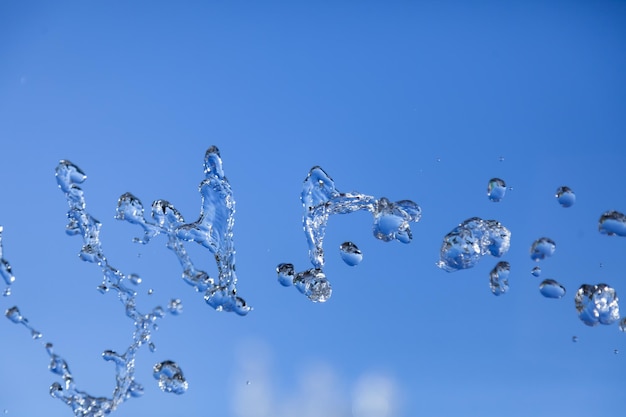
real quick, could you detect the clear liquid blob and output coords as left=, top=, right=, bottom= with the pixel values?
left=437, top=217, right=511, bottom=272
left=555, top=186, right=575, bottom=208
left=167, top=299, right=183, bottom=315
left=539, top=279, right=566, bottom=299
left=489, top=261, right=510, bottom=296
left=278, top=166, right=421, bottom=302
left=575, top=284, right=620, bottom=327
left=618, top=317, right=626, bottom=332
left=531, top=266, right=541, bottom=277
left=115, top=146, right=250, bottom=316
left=530, top=237, right=556, bottom=261
left=487, top=178, right=506, bottom=202
left=339, top=241, right=363, bottom=266
left=598, top=210, right=626, bottom=237
left=0, top=227, right=15, bottom=296
left=153, top=360, right=188, bottom=395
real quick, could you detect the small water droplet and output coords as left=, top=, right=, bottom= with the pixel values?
left=31, top=330, right=42, bottom=340
left=436, top=157, right=441, bottom=162
left=153, top=360, right=188, bottom=394
left=487, top=178, right=506, bottom=202
left=167, top=299, right=183, bottom=315
left=148, top=342, right=156, bottom=352
left=598, top=210, right=626, bottom=236
left=539, top=279, right=566, bottom=299
left=3, top=288, right=10, bottom=296
left=555, top=186, right=576, bottom=208
left=5, top=306, right=23, bottom=323
left=246, top=380, right=251, bottom=385
left=276, top=263, right=295, bottom=287
left=572, top=336, right=578, bottom=343
left=147, top=288, right=153, bottom=295
left=530, top=237, right=556, bottom=261
left=128, top=273, right=142, bottom=285
left=339, top=242, right=363, bottom=266
left=531, top=266, right=541, bottom=277
left=614, top=349, right=619, bottom=355
left=619, top=317, right=626, bottom=332
left=489, top=261, right=510, bottom=296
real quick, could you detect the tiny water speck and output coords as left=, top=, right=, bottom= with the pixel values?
left=572, top=336, right=578, bottom=343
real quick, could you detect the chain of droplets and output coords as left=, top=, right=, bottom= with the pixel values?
left=277, top=166, right=422, bottom=302
left=115, top=146, right=250, bottom=316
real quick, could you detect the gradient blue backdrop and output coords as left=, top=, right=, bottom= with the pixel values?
left=1, top=1, right=625, bottom=416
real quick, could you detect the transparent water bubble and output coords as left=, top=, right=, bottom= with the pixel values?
left=489, top=261, right=510, bottom=296
left=487, top=178, right=506, bottom=202
left=153, top=360, right=188, bottom=394
left=530, top=237, right=556, bottom=261
left=531, top=266, right=541, bottom=277
left=5, top=306, right=23, bottom=324
left=555, top=186, right=575, bottom=208
left=339, top=242, right=363, bottom=266
left=294, top=269, right=332, bottom=303
left=619, top=317, right=626, bottom=332
left=276, top=263, right=295, bottom=287
left=539, top=279, right=566, bottom=299
left=147, top=288, right=153, bottom=295
left=575, top=283, right=620, bottom=326
left=598, top=210, right=626, bottom=236
left=128, top=273, right=142, bottom=285
left=167, top=299, right=183, bottom=315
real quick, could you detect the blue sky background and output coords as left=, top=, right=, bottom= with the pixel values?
left=1, top=1, right=625, bottom=416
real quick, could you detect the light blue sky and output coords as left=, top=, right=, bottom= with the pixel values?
left=1, top=1, right=625, bottom=416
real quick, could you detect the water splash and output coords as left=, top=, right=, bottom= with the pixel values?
left=153, top=360, right=188, bottom=395
left=555, top=186, right=575, bottom=208
left=539, top=279, right=566, bottom=299
left=575, top=284, right=620, bottom=327
left=487, top=178, right=506, bottom=202
left=530, top=237, right=556, bottom=261
left=278, top=166, right=421, bottom=302
left=339, top=242, right=363, bottom=266
left=115, top=146, right=250, bottom=316
left=489, top=261, right=510, bottom=296
left=437, top=217, right=511, bottom=272
left=598, top=210, right=626, bottom=237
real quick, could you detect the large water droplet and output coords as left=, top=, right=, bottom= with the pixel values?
left=598, top=210, right=626, bottom=236
left=153, top=360, right=188, bottom=394
left=437, top=217, right=511, bottom=272
left=530, top=237, right=556, bottom=261
left=575, top=284, right=620, bottom=326
left=294, top=269, right=331, bottom=303
left=489, top=261, right=510, bottom=296
left=339, top=242, right=363, bottom=266
left=539, top=279, right=566, bottom=299
left=487, top=178, right=506, bottom=202
left=555, top=186, right=575, bottom=208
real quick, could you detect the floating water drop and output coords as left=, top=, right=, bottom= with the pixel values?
left=530, top=237, right=556, bottom=261
left=572, top=336, right=578, bottom=343
left=281, top=166, right=420, bottom=301
left=339, top=242, right=362, bottom=266
left=167, top=299, right=183, bottom=315
left=489, top=261, right=510, bottom=296
left=499, top=156, right=505, bottom=162
left=539, top=279, right=566, bottom=299
left=575, top=283, right=620, bottom=326
left=128, top=273, right=142, bottom=285
left=3, top=288, right=10, bottom=296
left=147, top=288, right=153, bottom=295
left=598, top=210, right=626, bottom=236
left=153, top=360, right=188, bottom=394
left=619, top=317, right=626, bottom=332
left=5, top=306, right=22, bottom=324
left=531, top=266, right=541, bottom=277
left=555, top=186, right=575, bottom=208
left=614, top=349, right=619, bottom=355
left=437, top=217, right=511, bottom=272
left=487, top=178, right=506, bottom=202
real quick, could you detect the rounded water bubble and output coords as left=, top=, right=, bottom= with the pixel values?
left=531, top=266, right=541, bottom=277
left=555, top=186, right=575, bottom=208
left=572, top=336, right=578, bottom=343
left=167, top=299, right=183, bottom=315
left=487, top=178, right=506, bottom=202
left=489, top=261, right=510, bottom=296
left=530, top=237, right=556, bottom=261
left=598, top=210, right=626, bottom=236
left=128, top=273, right=142, bottom=285
left=153, top=360, right=188, bottom=395
left=339, top=242, right=363, bottom=266
left=276, top=263, right=295, bottom=287
left=539, top=279, right=566, bottom=299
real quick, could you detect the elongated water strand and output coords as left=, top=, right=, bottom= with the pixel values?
left=116, top=147, right=250, bottom=316
left=279, top=166, right=421, bottom=302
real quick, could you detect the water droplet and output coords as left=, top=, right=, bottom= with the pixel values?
left=31, top=330, right=42, bottom=340
left=487, top=178, right=506, bottom=202
left=5, top=306, right=23, bottom=324
left=167, top=299, right=183, bottom=315
left=153, top=360, right=188, bottom=394
left=614, top=349, right=619, bottom=355
left=128, top=273, right=142, bottom=285
left=575, top=284, right=620, bottom=326
left=148, top=342, right=156, bottom=353
left=276, top=263, right=295, bottom=287
left=147, top=288, right=153, bottom=295
left=619, top=317, right=626, bottom=332
left=246, top=380, right=251, bottom=385
left=498, top=156, right=505, bottom=162
left=598, top=210, right=626, bottom=236
left=436, top=157, right=441, bottom=162
left=555, top=186, right=575, bottom=208
left=3, top=287, right=10, bottom=296
left=530, top=237, right=556, bottom=261
left=539, top=279, right=566, bottom=299
left=572, top=336, right=578, bottom=343
left=531, top=266, right=541, bottom=277
left=294, top=269, right=332, bottom=303
left=489, top=261, right=510, bottom=296
left=437, top=217, right=511, bottom=272
left=339, top=242, right=363, bottom=266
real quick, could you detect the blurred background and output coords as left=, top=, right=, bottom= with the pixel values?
left=0, top=1, right=625, bottom=416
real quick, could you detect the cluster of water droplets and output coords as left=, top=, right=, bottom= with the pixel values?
left=575, top=284, right=620, bottom=327
left=115, top=146, right=249, bottom=316
left=277, top=166, right=421, bottom=302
